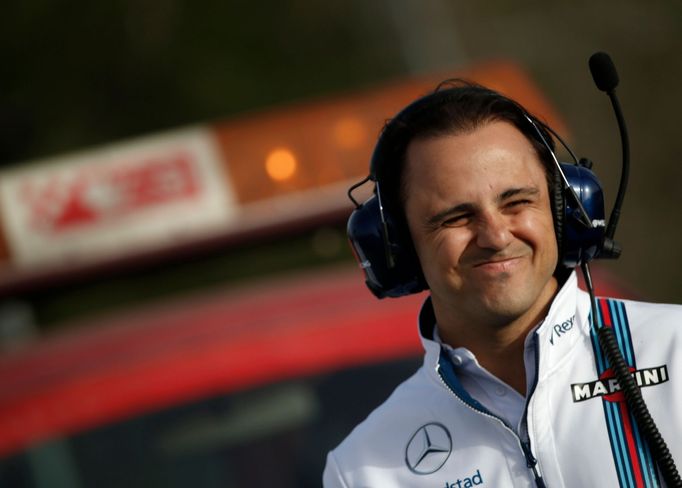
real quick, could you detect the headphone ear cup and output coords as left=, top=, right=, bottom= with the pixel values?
left=347, top=195, right=427, bottom=298
left=559, top=163, right=607, bottom=268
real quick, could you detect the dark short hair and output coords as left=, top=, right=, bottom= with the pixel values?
left=371, top=80, right=557, bottom=217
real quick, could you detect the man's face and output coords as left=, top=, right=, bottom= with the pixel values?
left=403, top=120, right=558, bottom=327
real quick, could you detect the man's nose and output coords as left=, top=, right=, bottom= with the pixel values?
left=475, top=212, right=512, bottom=250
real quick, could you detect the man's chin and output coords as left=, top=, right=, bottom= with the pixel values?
left=475, top=288, right=536, bottom=322
left=475, top=278, right=558, bottom=325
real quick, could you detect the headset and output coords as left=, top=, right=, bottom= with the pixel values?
left=347, top=81, right=611, bottom=299
left=346, top=53, right=681, bottom=486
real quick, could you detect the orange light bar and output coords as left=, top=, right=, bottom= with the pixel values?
left=211, top=60, right=566, bottom=205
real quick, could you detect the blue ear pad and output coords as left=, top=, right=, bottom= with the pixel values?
left=347, top=195, right=426, bottom=298
left=560, top=163, right=606, bottom=268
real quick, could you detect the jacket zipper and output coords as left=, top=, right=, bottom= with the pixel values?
left=436, top=332, right=547, bottom=488
left=517, top=331, right=545, bottom=487
left=521, top=440, right=546, bottom=488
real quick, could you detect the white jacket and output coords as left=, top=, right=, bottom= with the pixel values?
left=323, top=273, right=682, bottom=487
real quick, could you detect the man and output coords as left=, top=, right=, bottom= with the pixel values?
left=323, top=82, right=681, bottom=487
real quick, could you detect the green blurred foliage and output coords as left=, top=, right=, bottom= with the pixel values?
left=0, top=0, right=403, bottom=165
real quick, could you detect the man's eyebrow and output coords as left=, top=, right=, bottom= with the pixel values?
left=498, top=186, right=541, bottom=201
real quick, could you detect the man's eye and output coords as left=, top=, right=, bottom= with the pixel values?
left=508, top=199, right=531, bottom=208
left=442, top=215, right=470, bottom=227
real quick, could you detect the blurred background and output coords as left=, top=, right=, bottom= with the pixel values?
left=0, top=0, right=679, bottom=486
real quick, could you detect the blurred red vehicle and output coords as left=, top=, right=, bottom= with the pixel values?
left=0, top=265, right=425, bottom=487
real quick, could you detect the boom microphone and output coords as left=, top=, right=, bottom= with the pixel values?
left=589, top=52, right=620, bottom=93
left=588, top=52, right=627, bottom=256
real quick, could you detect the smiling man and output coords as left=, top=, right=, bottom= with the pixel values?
left=404, top=121, right=559, bottom=395
left=324, top=82, right=682, bottom=487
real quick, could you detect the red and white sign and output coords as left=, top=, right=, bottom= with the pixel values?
left=0, top=128, right=236, bottom=268
left=20, top=152, right=200, bottom=234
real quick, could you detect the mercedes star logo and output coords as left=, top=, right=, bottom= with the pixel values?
left=405, top=422, right=452, bottom=474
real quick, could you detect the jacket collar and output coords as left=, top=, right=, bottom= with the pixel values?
left=419, top=271, right=592, bottom=383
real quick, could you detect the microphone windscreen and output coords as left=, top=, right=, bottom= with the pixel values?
left=589, top=52, right=619, bottom=92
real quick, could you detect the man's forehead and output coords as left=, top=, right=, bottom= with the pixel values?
left=404, top=123, right=546, bottom=185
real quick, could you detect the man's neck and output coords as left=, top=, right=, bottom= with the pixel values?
left=434, top=279, right=559, bottom=395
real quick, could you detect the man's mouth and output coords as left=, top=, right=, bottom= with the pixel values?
left=472, top=256, right=524, bottom=273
